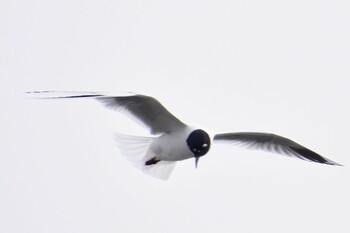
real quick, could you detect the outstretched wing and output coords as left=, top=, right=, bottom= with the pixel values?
left=97, top=94, right=187, bottom=134
left=213, top=132, right=341, bottom=165
left=27, top=91, right=186, bottom=134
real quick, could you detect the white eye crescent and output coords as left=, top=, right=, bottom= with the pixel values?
left=202, top=143, right=208, bottom=148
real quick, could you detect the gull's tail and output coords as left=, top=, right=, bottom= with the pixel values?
left=114, top=133, right=176, bottom=180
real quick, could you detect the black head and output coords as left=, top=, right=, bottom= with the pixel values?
left=186, top=129, right=211, bottom=158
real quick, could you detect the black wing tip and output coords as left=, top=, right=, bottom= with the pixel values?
left=25, top=91, right=104, bottom=99
left=53, top=94, right=103, bottom=98
left=291, top=147, right=342, bottom=166
left=324, top=161, right=343, bottom=166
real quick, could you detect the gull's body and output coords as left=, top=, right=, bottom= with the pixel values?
left=28, top=91, right=341, bottom=180
left=147, top=126, right=196, bottom=161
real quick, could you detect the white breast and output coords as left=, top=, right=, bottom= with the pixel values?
left=147, top=127, right=195, bottom=162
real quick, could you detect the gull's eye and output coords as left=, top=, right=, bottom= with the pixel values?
left=202, top=143, right=208, bottom=148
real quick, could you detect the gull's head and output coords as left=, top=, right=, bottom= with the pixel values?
left=186, top=129, right=211, bottom=168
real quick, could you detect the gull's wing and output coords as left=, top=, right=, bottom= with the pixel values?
left=27, top=91, right=187, bottom=134
left=97, top=94, right=187, bottom=134
left=213, top=132, right=341, bottom=165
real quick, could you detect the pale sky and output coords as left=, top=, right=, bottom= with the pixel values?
left=1, top=0, right=350, bottom=232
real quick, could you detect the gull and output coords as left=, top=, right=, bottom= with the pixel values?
left=28, top=91, right=341, bottom=180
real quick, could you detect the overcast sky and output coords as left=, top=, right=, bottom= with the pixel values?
left=1, top=0, right=350, bottom=232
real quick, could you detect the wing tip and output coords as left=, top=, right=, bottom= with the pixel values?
left=323, top=160, right=343, bottom=166
left=25, top=91, right=137, bottom=99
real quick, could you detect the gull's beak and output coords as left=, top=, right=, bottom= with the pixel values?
left=195, top=157, right=200, bottom=168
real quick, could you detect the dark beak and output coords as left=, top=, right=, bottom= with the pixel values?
left=195, top=157, right=200, bottom=168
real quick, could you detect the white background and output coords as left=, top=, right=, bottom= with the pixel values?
left=1, top=0, right=350, bottom=232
